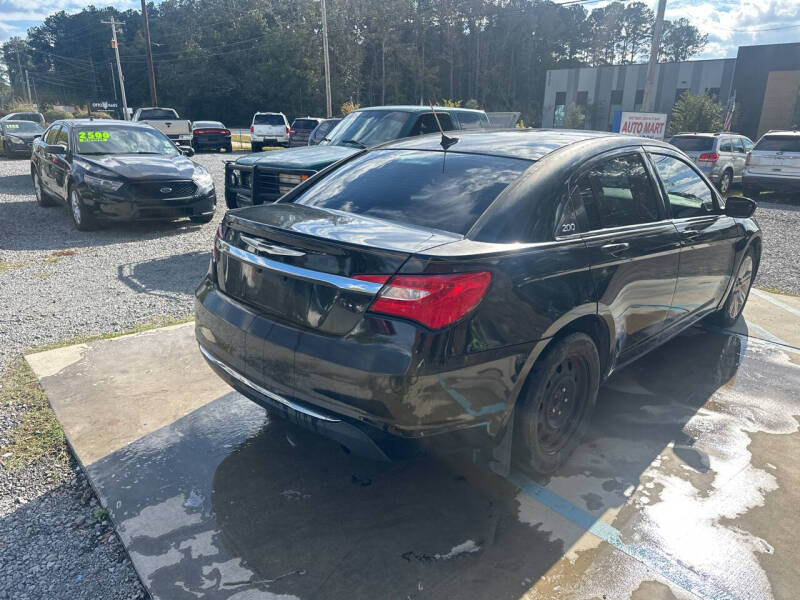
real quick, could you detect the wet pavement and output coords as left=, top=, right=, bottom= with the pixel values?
left=25, top=291, right=800, bottom=600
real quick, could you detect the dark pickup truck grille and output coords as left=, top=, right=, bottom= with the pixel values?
left=131, top=181, right=197, bottom=200
left=225, top=163, right=316, bottom=207
left=255, top=170, right=280, bottom=201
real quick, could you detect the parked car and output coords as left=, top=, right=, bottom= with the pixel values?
left=191, top=121, right=232, bottom=153
left=132, top=107, right=193, bottom=147
left=308, top=118, right=341, bottom=145
left=289, top=117, right=324, bottom=147
left=669, top=132, right=753, bottom=194
left=450, top=108, right=491, bottom=130
left=197, top=129, right=761, bottom=473
left=742, top=130, right=800, bottom=197
left=31, top=119, right=215, bottom=230
left=225, top=105, right=487, bottom=208
left=1, top=111, right=45, bottom=127
left=1, top=120, right=43, bottom=157
left=250, top=112, right=290, bottom=151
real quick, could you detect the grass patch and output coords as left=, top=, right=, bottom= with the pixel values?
left=93, top=507, right=109, bottom=522
left=0, top=260, right=26, bottom=274
left=0, top=357, right=66, bottom=471
left=30, top=313, right=194, bottom=355
left=43, top=256, right=63, bottom=264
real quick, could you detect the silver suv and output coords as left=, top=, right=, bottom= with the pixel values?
left=742, top=130, right=800, bottom=198
left=669, top=133, right=753, bottom=194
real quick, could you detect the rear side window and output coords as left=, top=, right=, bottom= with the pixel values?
left=719, top=139, right=732, bottom=152
left=292, top=119, right=319, bottom=130
left=571, top=154, right=660, bottom=230
left=292, top=149, right=529, bottom=235
left=733, top=138, right=745, bottom=153
left=669, top=136, right=714, bottom=152
left=254, top=114, right=285, bottom=126
left=455, top=112, right=486, bottom=130
left=650, top=154, right=716, bottom=218
left=753, top=136, right=800, bottom=152
left=409, top=114, right=455, bottom=136
left=44, top=126, right=61, bottom=145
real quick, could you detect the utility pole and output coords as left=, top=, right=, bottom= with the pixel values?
left=109, top=62, right=118, bottom=102
left=24, top=69, right=32, bottom=106
left=641, top=0, right=667, bottom=113
left=321, top=0, right=332, bottom=117
left=103, top=17, right=129, bottom=120
left=15, top=50, right=23, bottom=100
left=140, top=0, right=158, bottom=106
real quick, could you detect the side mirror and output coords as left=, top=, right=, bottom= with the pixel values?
left=44, top=144, right=66, bottom=154
left=33, top=134, right=42, bottom=139
left=725, top=196, right=757, bottom=218
left=178, top=145, right=195, bottom=157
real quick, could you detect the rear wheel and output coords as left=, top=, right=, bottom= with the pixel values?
left=718, top=170, right=732, bottom=195
left=32, top=171, right=56, bottom=207
left=515, top=333, right=600, bottom=474
left=706, top=248, right=756, bottom=328
left=69, top=187, right=97, bottom=231
left=250, top=142, right=262, bottom=152
left=225, top=143, right=233, bottom=153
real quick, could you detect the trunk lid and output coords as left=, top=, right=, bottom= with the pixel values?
left=215, top=204, right=459, bottom=335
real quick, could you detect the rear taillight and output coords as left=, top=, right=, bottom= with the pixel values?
left=289, top=130, right=296, bottom=136
left=698, top=152, right=720, bottom=162
left=745, top=151, right=751, bottom=166
left=222, top=129, right=230, bottom=135
left=286, top=126, right=290, bottom=134
left=353, top=272, right=491, bottom=330
left=250, top=125, right=254, bottom=133
left=212, top=224, right=223, bottom=262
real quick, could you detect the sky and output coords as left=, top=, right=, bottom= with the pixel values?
left=0, top=0, right=799, bottom=59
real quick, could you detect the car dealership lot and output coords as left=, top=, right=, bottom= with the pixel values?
left=1, top=149, right=800, bottom=599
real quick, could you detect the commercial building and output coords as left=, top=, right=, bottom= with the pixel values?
left=541, top=42, right=800, bottom=141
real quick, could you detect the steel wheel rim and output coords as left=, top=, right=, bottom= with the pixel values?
left=70, top=190, right=81, bottom=225
left=537, top=355, right=589, bottom=455
left=33, top=176, right=41, bottom=202
left=720, top=173, right=730, bottom=194
left=728, top=255, right=753, bottom=319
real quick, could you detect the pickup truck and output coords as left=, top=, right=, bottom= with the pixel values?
left=132, top=107, right=192, bottom=147
left=225, top=105, right=489, bottom=208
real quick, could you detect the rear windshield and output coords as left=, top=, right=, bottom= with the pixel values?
left=292, top=119, right=319, bottom=130
left=254, top=114, right=284, bottom=125
left=193, top=121, right=224, bottom=129
left=754, top=136, right=800, bottom=152
left=669, top=136, right=714, bottom=151
left=291, top=149, right=530, bottom=235
left=138, top=108, right=178, bottom=120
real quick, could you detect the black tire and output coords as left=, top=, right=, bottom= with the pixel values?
left=225, top=143, right=233, bottom=153
left=32, top=171, right=57, bottom=207
left=250, top=142, right=262, bottom=153
left=68, top=186, right=97, bottom=231
left=706, top=247, right=756, bottom=328
left=717, top=170, right=732, bottom=195
left=515, top=332, right=600, bottom=474
left=190, top=213, right=214, bottom=224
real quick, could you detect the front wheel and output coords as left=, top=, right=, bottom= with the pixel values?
left=515, top=332, right=600, bottom=474
left=69, top=187, right=97, bottom=231
left=706, top=248, right=756, bottom=328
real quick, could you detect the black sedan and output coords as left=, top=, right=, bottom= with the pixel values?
left=1, top=120, right=43, bottom=157
left=195, top=129, right=761, bottom=473
left=191, top=121, right=232, bottom=153
left=31, top=119, right=216, bottom=230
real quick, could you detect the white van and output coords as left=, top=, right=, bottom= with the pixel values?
left=250, top=112, right=290, bottom=151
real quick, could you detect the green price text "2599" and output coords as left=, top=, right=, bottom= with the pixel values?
left=78, top=131, right=110, bottom=143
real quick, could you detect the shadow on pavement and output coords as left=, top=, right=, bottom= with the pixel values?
left=117, top=251, right=211, bottom=298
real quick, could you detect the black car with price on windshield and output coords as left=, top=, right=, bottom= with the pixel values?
left=31, top=119, right=216, bottom=230
left=196, top=129, right=761, bottom=473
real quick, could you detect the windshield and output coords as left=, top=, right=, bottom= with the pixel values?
left=74, top=126, right=179, bottom=156
left=254, top=114, right=284, bottom=126
left=322, top=111, right=410, bottom=147
left=292, top=149, right=530, bottom=235
left=138, top=109, right=178, bottom=120
left=3, top=121, right=42, bottom=133
left=754, top=136, right=800, bottom=152
left=669, top=136, right=714, bottom=152
left=193, top=121, right=224, bottom=129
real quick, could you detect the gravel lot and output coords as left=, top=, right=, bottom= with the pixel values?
left=0, top=151, right=798, bottom=599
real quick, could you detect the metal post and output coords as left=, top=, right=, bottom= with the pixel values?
left=141, top=0, right=158, bottom=106
left=321, top=0, right=332, bottom=117
left=24, top=69, right=32, bottom=105
left=641, top=0, right=667, bottom=113
left=104, top=17, right=129, bottom=120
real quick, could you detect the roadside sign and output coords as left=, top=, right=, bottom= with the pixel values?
left=612, top=111, right=667, bottom=139
left=91, top=101, right=119, bottom=110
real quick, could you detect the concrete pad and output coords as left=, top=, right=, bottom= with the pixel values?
left=27, top=307, right=800, bottom=599
left=738, top=288, right=800, bottom=348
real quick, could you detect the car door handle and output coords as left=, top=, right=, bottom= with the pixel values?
left=601, top=242, right=630, bottom=255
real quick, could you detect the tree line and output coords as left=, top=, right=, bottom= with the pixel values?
left=0, top=0, right=707, bottom=126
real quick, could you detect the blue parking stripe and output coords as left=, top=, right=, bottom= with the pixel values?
left=509, top=471, right=738, bottom=600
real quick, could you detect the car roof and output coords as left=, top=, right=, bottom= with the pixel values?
left=762, top=130, right=800, bottom=136
left=354, top=105, right=485, bottom=115
left=58, top=119, right=150, bottom=128
left=378, top=128, right=660, bottom=162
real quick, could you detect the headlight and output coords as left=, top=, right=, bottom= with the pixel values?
left=84, top=174, right=124, bottom=192
left=193, top=168, right=214, bottom=193
left=9, top=136, right=24, bottom=144
left=278, top=173, right=309, bottom=185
